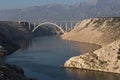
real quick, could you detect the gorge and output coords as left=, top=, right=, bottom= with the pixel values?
left=1, top=17, right=120, bottom=80
left=0, top=0, right=120, bottom=80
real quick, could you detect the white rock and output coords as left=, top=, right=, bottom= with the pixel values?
left=64, top=40, right=120, bottom=73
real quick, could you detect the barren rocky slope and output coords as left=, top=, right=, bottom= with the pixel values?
left=62, top=17, right=120, bottom=46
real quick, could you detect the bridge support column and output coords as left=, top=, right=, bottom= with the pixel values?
left=70, top=21, right=73, bottom=30
left=65, top=22, right=68, bottom=32
left=28, top=22, right=31, bottom=31
left=60, top=22, right=62, bottom=27
left=23, top=22, right=26, bottom=26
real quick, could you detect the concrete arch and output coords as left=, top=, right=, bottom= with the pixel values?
left=32, top=22, right=64, bottom=33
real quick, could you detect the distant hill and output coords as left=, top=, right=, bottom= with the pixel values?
left=0, top=0, right=120, bottom=21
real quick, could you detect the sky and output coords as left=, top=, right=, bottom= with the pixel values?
left=0, top=0, right=88, bottom=10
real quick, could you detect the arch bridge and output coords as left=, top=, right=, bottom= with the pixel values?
left=32, top=22, right=65, bottom=33
left=19, top=20, right=79, bottom=33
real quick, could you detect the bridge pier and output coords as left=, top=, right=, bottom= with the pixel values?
left=28, top=22, right=31, bottom=31
left=60, top=22, right=62, bottom=27
left=65, top=22, right=68, bottom=32
left=70, top=21, right=73, bottom=30
left=23, top=22, right=26, bottom=25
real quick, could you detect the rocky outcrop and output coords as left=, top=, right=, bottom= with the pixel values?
left=62, top=17, right=120, bottom=46
left=0, top=63, right=33, bottom=80
left=64, top=40, right=120, bottom=73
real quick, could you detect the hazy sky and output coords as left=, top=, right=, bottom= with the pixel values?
left=0, top=0, right=88, bottom=10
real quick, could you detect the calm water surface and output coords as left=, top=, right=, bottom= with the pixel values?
left=2, top=36, right=120, bottom=80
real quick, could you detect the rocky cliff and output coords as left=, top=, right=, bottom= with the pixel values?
left=64, top=40, right=120, bottom=73
left=62, top=17, right=120, bottom=46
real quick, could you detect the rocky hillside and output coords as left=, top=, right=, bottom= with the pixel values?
left=64, top=40, right=120, bottom=73
left=0, top=21, right=28, bottom=55
left=62, top=17, right=120, bottom=46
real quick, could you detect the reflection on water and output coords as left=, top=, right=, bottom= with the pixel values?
left=19, top=37, right=33, bottom=50
left=20, top=36, right=101, bottom=54
left=65, top=68, right=120, bottom=80
left=69, top=41, right=101, bottom=54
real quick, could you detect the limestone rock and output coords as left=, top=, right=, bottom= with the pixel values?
left=64, top=40, right=120, bottom=73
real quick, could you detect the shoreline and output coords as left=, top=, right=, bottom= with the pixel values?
left=63, top=17, right=120, bottom=74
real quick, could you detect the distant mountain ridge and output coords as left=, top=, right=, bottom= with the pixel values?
left=0, top=0, right=120, bottom=21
